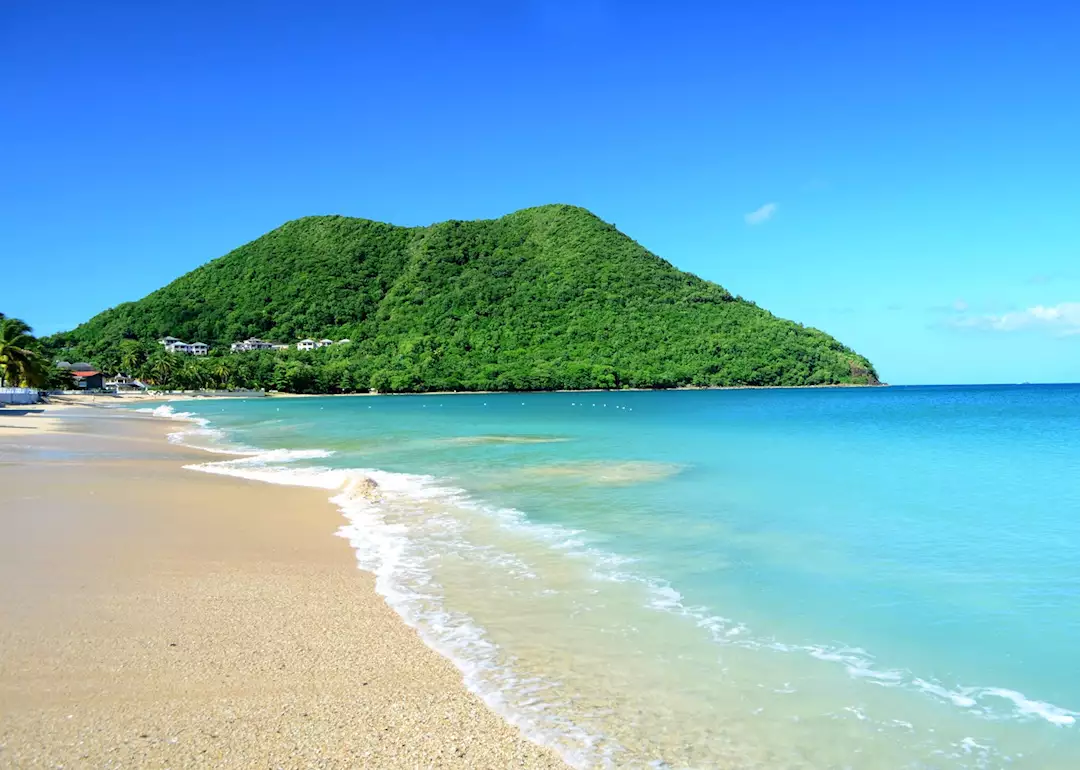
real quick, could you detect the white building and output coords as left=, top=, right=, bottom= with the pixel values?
left=230, top=337, right=276, bottom=352
left=159, top=337, right=209, bottom=355
left=106, top=374, right=146, bottom=391
left=297, top=339, right=317, bottom=351
left=336, top=339, right=351, bottom=345
left=318, top=339, right=334, bottom=348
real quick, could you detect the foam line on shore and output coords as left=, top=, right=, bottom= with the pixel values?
left=179, top=454, right=612, bottom=768
left=148, top=406, right=607, bottom=767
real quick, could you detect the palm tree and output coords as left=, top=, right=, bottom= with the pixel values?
left=0, top=317, right=46, bottom=388
left=212, top=360, right=233, bottom=389
left=148, top=355, right=177, bottom=387
left=119, top=343, right=143, bottom=375
left=180, top=361, right=206, bottom=390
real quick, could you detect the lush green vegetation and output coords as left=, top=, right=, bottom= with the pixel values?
left=47, top=205, right=878, bottom=393
left=0, top=313, right=73, bottom=389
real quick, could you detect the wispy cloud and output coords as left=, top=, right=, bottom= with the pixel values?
left=948, top=302, right=1080, bottom=336
left=744, top=202, right=777, bottom=226
left=953, top=298, right=969, bottom=312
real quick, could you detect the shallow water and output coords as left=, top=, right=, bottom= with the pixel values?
left=140, top=386, right=1080, bottom=768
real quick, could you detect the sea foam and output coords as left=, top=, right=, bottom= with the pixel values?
left=171, top=438, right=612, bottom=767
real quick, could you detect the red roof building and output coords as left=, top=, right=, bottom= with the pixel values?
left=71, top=370, right=104, bottom=389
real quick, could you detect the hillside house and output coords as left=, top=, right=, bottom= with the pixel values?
left=318, top=339, right=334, bottom=348
left=297, top=339, right=317, bottom=351
left=159, top=337, right=209, bottom=355
left=230, top=337, right=276, bottom=352
left=336, top=339, right=351, bottom=345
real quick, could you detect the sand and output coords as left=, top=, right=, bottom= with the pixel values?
left=0, top=409, right=566, bottom=769
left=0, top=401, right=79, bottom=436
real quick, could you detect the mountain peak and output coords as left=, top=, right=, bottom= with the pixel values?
left=51, top=208, right=877, bottom=392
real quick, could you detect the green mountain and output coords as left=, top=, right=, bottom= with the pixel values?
left=50, top=205, right=878, bottom=392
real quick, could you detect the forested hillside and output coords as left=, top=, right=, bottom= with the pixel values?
left=49, top=205, right=878, bottom=392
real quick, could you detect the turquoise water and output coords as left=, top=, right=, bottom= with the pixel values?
left=145, top=386, right=1080, bottom=768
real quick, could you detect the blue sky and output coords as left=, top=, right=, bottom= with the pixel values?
left=2, top=0, right=1078, bottom=384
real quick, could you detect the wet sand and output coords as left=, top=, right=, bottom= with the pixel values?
left=0, top=401, right=77, bottom=436
left=0, top=409, right=565, bottom=768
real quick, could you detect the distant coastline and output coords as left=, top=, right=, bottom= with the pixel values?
left=49, top=381, right=887, bottom=405
left=259, top=381, right=889, bottom=398
left=263, top=382, right=888, bottom=398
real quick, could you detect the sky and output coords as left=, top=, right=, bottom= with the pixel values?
left=2, top=0, right=1078, bottom=384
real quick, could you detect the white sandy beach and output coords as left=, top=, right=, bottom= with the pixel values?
left=0, top=406, right=566, bottom=768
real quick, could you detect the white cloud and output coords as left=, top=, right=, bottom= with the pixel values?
left=949, top=302, right=1080, bottom=336
left=744, top=202, right=777, bottom=226
left=953, top=299, right=968, bottom=312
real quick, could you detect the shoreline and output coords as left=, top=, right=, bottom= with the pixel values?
left=0, top=406, right=567, bottom=768
left=33, top=381, right=886, bottom=407
left=262, top=382, right=887, bottom=398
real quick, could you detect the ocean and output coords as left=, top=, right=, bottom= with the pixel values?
left=137, top=385, right=1080, bottom=768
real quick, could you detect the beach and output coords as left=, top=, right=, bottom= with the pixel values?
left=96, top=387, right=1078, bottom=769
left=0, top=406, right=565, bottom=768
left=5, top=388, right=1079, bottom=768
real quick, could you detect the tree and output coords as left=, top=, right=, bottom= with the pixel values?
left=118, top=340, right=148, bottom=375
left=212, top=360, right=233, bottom=389
left=337, top=369, right=354, bottom=393
left=179, top=361, right=207, bottom=390
left=46, top=367, right=75, bottom=390
left=146, top=354, right=177, bottom=387
left=370, top=369, right=392, bottom=394
left=0, top=316, right=47, bottom=387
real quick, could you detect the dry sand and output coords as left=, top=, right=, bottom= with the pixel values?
left=0, top=409, right=566, bottom=769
